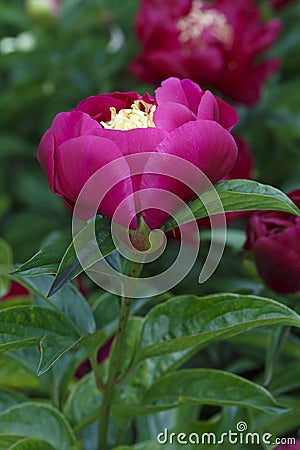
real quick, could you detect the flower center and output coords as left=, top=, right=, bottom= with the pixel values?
left=177, top=0, right=233, bottom=49
left=101, top=99, right=156, bottom=130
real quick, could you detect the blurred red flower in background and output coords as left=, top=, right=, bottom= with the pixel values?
left=0, top=282, right=29, bottom=301
left=75, top=337, right=113, bottom=379
left=245, top=189, right=300, bottom=293
left=271, top=0, right=293, bottom=10
left=131, top=0, right=281, bottom=105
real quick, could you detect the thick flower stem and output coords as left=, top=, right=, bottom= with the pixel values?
left=97, top=263, right=139, bottom=450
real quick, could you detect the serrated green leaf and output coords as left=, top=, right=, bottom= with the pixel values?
left=136, top=294, right=300, bottom=360
left=113, top=369, right=287, bottom=416
left=0, top=402, right=76, bottom=450
left=164, top=180, right=300, bottom=231
left=49, top=216, right=115, bottom=296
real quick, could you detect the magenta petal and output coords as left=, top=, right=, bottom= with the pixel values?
left=92, top=127, right=165, bottom=157
left=197, top=91, right=239, bottom=131
left=156, top=120, right=238, bottom=183
left=197, top=91, right=220, bottom=123
left=75, top=94, right=126, bottom=122
left=37, top=129, right=55, bottom=191
left=153, top=102, right=196, bottom=131
left=140, top=120, right=237, bottom=228
left=54, top=135, right=136, bottom=225
left=50, top=111, right=101, bottom=147
left=155, top=77, right=203, bottom=114
left=91, top=128, right=166, bottom=192
left=215, top=97, right=239, bottom=131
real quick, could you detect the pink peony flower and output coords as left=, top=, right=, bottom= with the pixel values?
left=245, top=189, right=300, bottom=293
left=38, top=77, right=238, bottom=230
left=131, top=0, right=281, bottom=105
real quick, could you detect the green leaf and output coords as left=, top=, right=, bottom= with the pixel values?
left=64, top=372, right=101, bottom=426
left=255, top=396, right=300, bottom=438
left=49, top=216, right=115, bottom=296
left=0, top=237, right=13, bottom=297
left=228, top=328, right=300, bottom=360
left=263, top=326, right=290, bottom=386
left=14, top=235, right=70, bottom=276
left=0, top=437, right=23, bottom=450
left=8, top=438, right=56, bottom=450
left=269, top=361, right=300, bottom=395
left=26, top=275, right=96, bottom=335
left=0, top=297, right=31, bottom=310
left=92, top=292, right=120, bottom=333
left=164, top=180, right=300, bottom=231
left=0, top=386, right=29, bottom=410
left=0, top=305, right=80, bottom=373
left=113, top=369, right=287, bottom=416
left=0, top=354, right=47, bottom=393
left=116, top=317, right=143, bottom=379
left=0, top=402, right=76, bottom=450
left=136, top=294, right=300, bottom=360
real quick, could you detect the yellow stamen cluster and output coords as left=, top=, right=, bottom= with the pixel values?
left=101, top=99, right=156, bottom=130
left=177, top=0, right=233, bottom=49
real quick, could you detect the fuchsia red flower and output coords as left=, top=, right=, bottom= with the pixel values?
left=38, top=77, right=238, bottom=230
left=245, top=189, right=300, bottom=294
left=131, top=0, right=281, bottom=105
left=271, top=0, right=293, bottom=10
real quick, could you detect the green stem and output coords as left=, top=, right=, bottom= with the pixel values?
left=90, top=356, right=105, bottom=391
left=97, top=262, right=140, bottom=449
